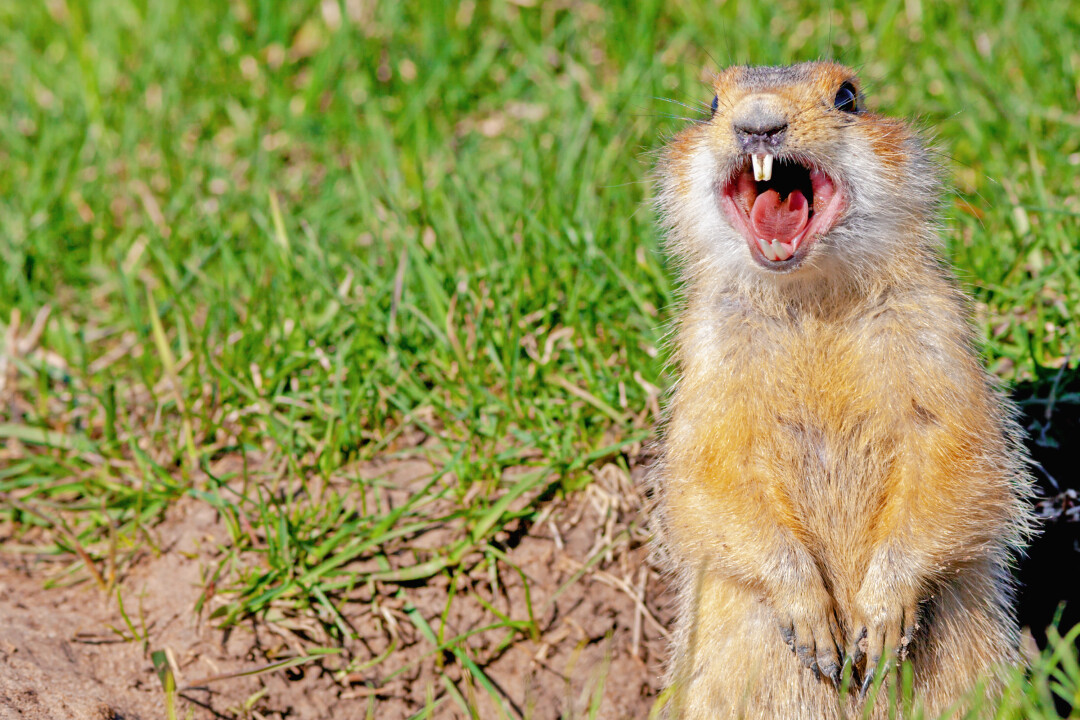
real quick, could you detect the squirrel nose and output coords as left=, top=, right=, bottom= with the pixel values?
left=733, top=102, right=788, bottom=151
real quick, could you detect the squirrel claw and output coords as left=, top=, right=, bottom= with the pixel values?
left=859, top=667, right=874, bottom=698
left=859, top=657, right=890, bottom=698
left=780, top=610, right=843, bottom=687
left=780, top=624, right=796, bottom=651
left=899, top=621, right=917, bottom=662
left=850, top=626, right=867, bottom=667
left=795, top=642, right=817, bottom=671
left=820, top=659, right=842, bottom=688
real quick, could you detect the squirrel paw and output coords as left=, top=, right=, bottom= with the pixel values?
left=850, top=593, right=919, bottom=696
left=777, top=594, right=844, bottom=687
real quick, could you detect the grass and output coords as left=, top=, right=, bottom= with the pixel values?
left=0, top=0, right=1078, bottom=716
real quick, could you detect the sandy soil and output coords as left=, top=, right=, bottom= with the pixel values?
left=0, top=458, right=673, bottom=719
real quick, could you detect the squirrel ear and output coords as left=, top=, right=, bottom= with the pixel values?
left=834, top=82, right=859, bottom=113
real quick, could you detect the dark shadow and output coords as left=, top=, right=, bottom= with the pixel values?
left=1011, top=362, right=1080, bottom=648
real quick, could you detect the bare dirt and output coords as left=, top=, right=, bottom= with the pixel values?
left=0, top=457, right=674, bottom=720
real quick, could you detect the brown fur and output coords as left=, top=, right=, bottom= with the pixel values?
left=650, top=62, right=1035, bottom=718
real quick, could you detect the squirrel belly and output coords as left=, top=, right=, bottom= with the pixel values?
left=650, top=61, right=1035, bottom=719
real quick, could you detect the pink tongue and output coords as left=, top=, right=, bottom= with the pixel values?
left=750, top=189, right=809, bottom=244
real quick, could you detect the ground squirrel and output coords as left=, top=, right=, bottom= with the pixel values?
left=650, top=62, right=1036, bottom=718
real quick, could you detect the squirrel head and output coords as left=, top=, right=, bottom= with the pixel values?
left=657, top=62, right=941, bottom=292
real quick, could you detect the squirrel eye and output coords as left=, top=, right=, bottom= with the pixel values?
left=834, top=82, right=858, bottom=113
left=710, top=95, right=718, bottom=116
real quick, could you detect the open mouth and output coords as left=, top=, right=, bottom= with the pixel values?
left=719, top=154, right=845, bottom=268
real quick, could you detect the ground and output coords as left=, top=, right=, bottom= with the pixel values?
left=3, top=405, right=1079, bottom=718
left=1, top=455, right=674, bottom=719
